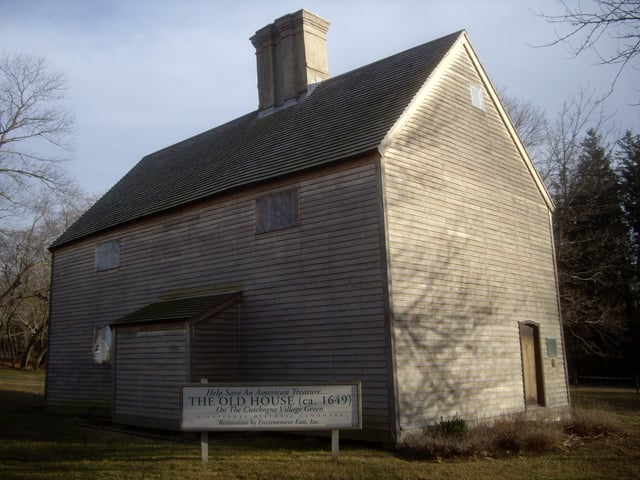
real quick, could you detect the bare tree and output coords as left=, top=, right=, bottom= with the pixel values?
left=539, top=1, right=640, bottom=99
left=0, top=211, right=50, bottom=368
left=0, top=52, right=74, bottom=221
left=557, top=129, right=631, bottom=363
left=0, top=186, right=93, bottom=369
left=0, top=51, right=84, bottom=369
left=499, top=88, right=550, bottom=176
left=543, top=87, right=613, bottom=201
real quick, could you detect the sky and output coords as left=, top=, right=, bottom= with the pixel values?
left=1, top=0, right=638, bottom=196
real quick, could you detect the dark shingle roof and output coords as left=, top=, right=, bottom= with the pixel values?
left=111, top=292, right=241, bottom=326
left=51, top=31, right=461, bottom=248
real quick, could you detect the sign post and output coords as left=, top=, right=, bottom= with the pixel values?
left=199, top=379, right=209, bottom=463
left=180, top=382, right=362, bottom=462
left=200, top=431, right=208, bottom=463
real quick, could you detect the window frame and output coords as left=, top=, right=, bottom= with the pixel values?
left=470, top=84, right=486, bottom=111
left=95, top=239, right=121, bottom=272
left=255, top=188, right=300, bottom=234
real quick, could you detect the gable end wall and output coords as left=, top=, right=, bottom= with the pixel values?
left=383, top=43, right=569, bottom=435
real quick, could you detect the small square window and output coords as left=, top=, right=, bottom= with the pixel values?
left=96, top=239, right=120, bottom=271
left=470, top=85, right=485, bottom=111
left=256, top=188, right=299, bottom=234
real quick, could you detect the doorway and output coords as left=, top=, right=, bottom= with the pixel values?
left=520, top=322, right=545, bottom=406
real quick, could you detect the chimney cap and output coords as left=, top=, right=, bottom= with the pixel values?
left=251, top=9, right=330, bottom=44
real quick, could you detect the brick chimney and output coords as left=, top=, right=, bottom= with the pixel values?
left=251, top=9, right=330, bottom=114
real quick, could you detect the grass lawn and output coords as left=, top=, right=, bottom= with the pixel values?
left=1, top=368, right=639, bottom=479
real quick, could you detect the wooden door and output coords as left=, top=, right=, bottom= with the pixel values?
left=520, top=323, right=544, bottom=406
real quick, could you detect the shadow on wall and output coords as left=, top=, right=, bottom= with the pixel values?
left=388, top=136, right=530, bottom=428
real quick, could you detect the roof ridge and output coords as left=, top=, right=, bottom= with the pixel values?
left=322, top=30, right=464, bottom=85
left=50, top=30, right=462, bottom=249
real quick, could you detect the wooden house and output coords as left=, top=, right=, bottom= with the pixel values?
left=46, top=10, right=569, bottom=443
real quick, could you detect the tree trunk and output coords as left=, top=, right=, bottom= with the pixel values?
left=34, top=347, right=47, bottom=371
left=20, top=323, right=45, bottom=370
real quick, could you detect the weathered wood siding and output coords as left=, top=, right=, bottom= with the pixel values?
left=112, top=322, right=187, bottom=429
left=191, top=304, right=241, bottom=382
left=47, top=157, right=391, bottom=437
left=46, top=247, right=114, bottom=409
left=382, top=43, right=568, bottom=435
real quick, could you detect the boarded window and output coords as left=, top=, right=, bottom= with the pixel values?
left=255, top=188, right=299, bottom=233
left=96, top=239, right=120, bottom=271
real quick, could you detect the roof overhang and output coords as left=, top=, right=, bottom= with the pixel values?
left=111, top=291, right=242, bottom=327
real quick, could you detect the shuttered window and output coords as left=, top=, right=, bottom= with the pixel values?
left=256, top=188, right=298, bottom=233
left=255, top=188, right=299, bottom=233
left=96, top=239, right=120, bottom=271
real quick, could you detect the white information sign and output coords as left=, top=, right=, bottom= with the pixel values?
left=180, top=383, right=361, bottom=432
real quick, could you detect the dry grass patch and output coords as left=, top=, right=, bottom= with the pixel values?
left=564, top=403, right=621, bottom=438
left=401, top=406, right=621, bottom=460
left=488, top=414, right=566, bottom=454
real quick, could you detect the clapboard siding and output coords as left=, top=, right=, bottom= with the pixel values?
left=113, top=323, right=187, bottom=429
left=47, top=34, right=569, bottom=443
left=383, top=45, right=568, bottom=434
left=191, top=303, right=241, bottom=382
left=48, top=156, right=391, bottom=435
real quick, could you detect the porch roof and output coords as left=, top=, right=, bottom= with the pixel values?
left=111, top=291, right=241, bottom=327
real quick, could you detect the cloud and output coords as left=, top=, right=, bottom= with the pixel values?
left=1, top=0, right=636, bottom=194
